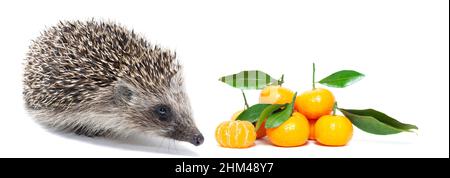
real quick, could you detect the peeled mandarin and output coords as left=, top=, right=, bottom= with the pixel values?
left=215, top=120, right=256, bottom=148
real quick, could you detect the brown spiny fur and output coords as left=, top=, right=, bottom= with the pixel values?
left=23, top=20, right=203, bottom=146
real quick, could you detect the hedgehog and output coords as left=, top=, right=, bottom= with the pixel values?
left=23, top=20, right=204, bottom=146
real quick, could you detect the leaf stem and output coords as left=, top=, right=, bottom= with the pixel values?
left=312, top=63, right=316, bottom=90
left=332, top=102, right=337, bottom=116
left=241, top=89, right=249, bottom=109
left=290, top=92, right=297, bottom=115
left=279, top=74, right=285, bottom=86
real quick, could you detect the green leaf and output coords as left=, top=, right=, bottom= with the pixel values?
left=339, top=108, right=418, bottom=135
left=236, top=104, right=271, bottom=123
left=318, top=70, right=365, bottom=88
left=265, top=92, right=297, bottom=128
left=255, top=104, right=285, bottom=130
left=219, top=70, right=282, bottom=90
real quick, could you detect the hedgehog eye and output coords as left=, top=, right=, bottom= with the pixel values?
left=154, top=105, right=171, bottom=121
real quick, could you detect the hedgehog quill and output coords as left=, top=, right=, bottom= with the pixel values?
left=23, top=20, right=204, bottom=146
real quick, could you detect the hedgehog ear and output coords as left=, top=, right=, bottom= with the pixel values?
left=113, top=79, right=135, bottom=102
left=169, top=70, right=183, bottom=87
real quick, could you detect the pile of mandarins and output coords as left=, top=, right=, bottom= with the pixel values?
left=216, top=85, right=353, bottom=148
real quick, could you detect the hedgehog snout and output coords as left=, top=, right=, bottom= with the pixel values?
left=178, top=129, right=204, bottom=146
left=190, top=133, right=204, bottom=146
left=166, top=123, right=204, bottom=146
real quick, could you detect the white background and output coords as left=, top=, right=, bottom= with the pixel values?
left=0, top=0, right=448, bottom=158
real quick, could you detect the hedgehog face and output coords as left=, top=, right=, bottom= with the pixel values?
left=113, top=73, right=204, bottom=146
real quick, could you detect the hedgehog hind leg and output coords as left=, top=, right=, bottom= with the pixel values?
left=91, top=129, right=115, bottom=137
left=67, top=123, right=119, bottom=138
left=72, top=124, right=111, bottom=137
